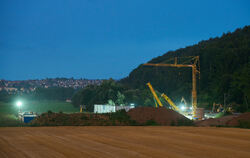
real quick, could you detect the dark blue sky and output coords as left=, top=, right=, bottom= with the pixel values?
left=1, top=0, right=250, bottom=80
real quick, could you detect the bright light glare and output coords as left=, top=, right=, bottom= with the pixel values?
left=181, top=106, right=185, bottom=111
left=16, top=101, right=22, bottom=107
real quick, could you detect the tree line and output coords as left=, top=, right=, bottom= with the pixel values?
left=71, top=79, right=157, bottom=111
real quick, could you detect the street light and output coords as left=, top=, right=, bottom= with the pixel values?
left=16, top=101, right=22, bottom=113
left=17, top=101, right=22, bottom=107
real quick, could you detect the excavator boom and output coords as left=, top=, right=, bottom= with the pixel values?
left=161, top=93, right=180, bottom=112
left=146, top=82, right=163, bottom=108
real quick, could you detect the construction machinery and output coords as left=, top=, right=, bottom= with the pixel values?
left=162, top=93, right=193, bottom=118
left=146, top=82, right=195, bottom=119
left=212, top=102, right=233, bottom=113
left=146, top=82, right=163, bottom=108
left=80, top=106, right=83, bottom=113
left=212, top=103, right=223, bottom=113
left=181, top=97, right=187, bottom=106
left=147, top=82, right=180, bottom=112
left=144, top=56, right=200, bottom=118
left=161, top=93, right=180, bottom=112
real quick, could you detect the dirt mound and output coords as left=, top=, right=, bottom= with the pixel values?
left=227, top=112, right=250, bottom=127
left=195, top=115, right=237, bottom=127
left=31, top=112, right=115, bottom=126
left=127, top=107, right=191, bottom=125
left=195, top=112, right=250, bottom=128
left=31, top=110, right=138, bottom=126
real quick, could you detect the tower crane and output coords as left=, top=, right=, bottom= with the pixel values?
left=143, top=56, right=200, bottom=117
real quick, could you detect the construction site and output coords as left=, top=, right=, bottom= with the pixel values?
left=1, top=1, right=250, bottom=157
left=14, top=56, right=250, bottom=126
left=1, top=56, right=250, bottom=158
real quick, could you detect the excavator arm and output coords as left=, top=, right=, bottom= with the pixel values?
left=146, top=82, right=163, bottom=108
left=161, top=93, right=180, bottom=112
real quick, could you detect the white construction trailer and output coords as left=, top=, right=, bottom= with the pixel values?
left=94, top=105, right=135, bottom=113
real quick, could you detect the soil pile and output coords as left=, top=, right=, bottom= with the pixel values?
left=127, top=107, right=191, bottom=125
left=195, top=112, right=250, bottom=128
left=30, top=112, right=123, bottom=126
left=31, top=107, right=192, bottom=126
left=227, top=112, right=250, bottom=127
left=195, top=115, right=237, bottom=127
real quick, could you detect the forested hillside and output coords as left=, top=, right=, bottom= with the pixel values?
left=120, top=26, right=250, bottom=111
left=72, top=26, right=250, bottom=112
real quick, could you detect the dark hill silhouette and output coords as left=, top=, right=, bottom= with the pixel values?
left=120, top=26, right=250, bottom=111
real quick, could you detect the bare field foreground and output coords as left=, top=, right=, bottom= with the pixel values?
left=0, top=127, right=250, bottom=158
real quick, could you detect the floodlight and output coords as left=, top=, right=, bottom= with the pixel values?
left=181, top=105, right=185, bottom=111
left=16, top=101, right=22, bottom=107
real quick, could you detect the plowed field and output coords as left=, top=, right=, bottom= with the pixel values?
left=0, top=127, right=250, bottom=158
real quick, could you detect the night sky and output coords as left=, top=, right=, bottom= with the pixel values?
left=1, top=0, right=250, bottom=80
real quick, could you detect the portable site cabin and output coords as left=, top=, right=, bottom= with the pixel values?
left=94, top=105, right=135, bottom=113
left=115, top=105, right=135, bottom=112
left=19, top=112, right=38, bottom=123
left=94, top=105, right=116, bottom=113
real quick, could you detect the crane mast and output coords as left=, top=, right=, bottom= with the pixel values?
left=144, top=56, right=200, bottom=117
